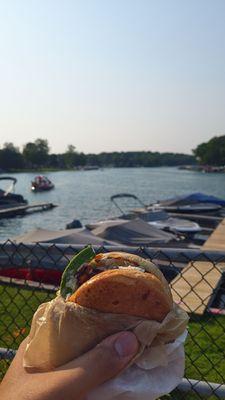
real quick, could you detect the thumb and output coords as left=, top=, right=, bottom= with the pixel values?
left=58, top=331, right=139, bottom=398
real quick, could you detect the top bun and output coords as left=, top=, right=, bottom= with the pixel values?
left=68, top=251, right=173, bottom=321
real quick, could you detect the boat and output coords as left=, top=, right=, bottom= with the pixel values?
left=110, top=193, right=202, bottom=235
left=82, top=165, right=100, bottom=171
left=153, top=193, right=224, bottom=214
left=76, top=165, right=100, bottom=171
left=0, top=176, right=27, bottom=209
left=31, top=175, right=54, bottom=192
left=155, top=203, right=221, bottom=213
left=140, top=210, right=201, bottom=234
left=12, top=221, right=177, bottom=247
left=87, top=218, right=182, bottom=246
left=12, top=227, right=117, bottom=246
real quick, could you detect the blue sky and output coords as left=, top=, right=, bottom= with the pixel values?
left=0, top=0, right=225, bottom=154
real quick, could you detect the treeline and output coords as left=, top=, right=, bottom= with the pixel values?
left=0, top=139, right=196, bottom=171
left=193, top=135, right=225, bottom=166
left=86, top=151, right=195, bottom=167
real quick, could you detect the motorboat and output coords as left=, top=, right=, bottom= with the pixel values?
left=138, top=210, right=201, bottom=234
left=12, top=227, right=118, bottom=246
left=153, top=193, right=224, bottom=214
left=157, top=192, right=225, bottom=207
left=0, top=176, right=27, bottom=209
left=157, top=203, right=221, bottom=213
left=81, top=165, right=100, bottom=171
left=87, top=218, right=178, bottom=246
left=31, top=175, right=54, bottom=192
left=110, top=193, right=202, bottom=235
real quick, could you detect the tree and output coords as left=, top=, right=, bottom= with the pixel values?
left=193, top=135, right=225, bottom=165
left=62, top=145, right=86, bottom=168
left=23, top=139, right=50, bottom=167
left=0, top=143, right=24, bottom=170
left=63, top=145, right=76, bottom=168
left=48, top=154, right=61, bottom=168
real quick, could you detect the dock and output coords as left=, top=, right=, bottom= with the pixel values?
left=171, top=218, right=225, bottom=314
left=203, top=218, right=225, bottom=251
left=0, top=202, right=57, bottom=218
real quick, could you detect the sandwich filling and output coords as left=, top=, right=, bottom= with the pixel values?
left=75, top=253, right=144, bottom=288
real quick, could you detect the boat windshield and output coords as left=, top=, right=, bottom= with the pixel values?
left=0, top=176, right=17, bottom=195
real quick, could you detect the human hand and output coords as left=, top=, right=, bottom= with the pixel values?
left=0, top=331, right=139, bottom=400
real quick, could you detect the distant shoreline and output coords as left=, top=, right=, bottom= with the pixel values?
left=0, top=165, right=193, bottom=174
left=0, top=141, right=196, bottom=171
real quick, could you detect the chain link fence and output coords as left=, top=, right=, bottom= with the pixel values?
left=0, top=240, right=225, bottom=399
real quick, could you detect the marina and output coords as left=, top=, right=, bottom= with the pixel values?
left=1, top=168, right=225, bottom=252
left=1, top=167, right=225, bottom=240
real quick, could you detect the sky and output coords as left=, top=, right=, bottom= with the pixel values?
left=0, top=0, right=225, bottom=155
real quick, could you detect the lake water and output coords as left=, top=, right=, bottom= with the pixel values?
left=1, top=167, right=225, bottom=241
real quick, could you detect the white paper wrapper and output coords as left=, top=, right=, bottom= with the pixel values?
left=23, top=296, right=188, bottom=398
left=24, top=296, right=188, bottom=371
left=87, top=331, right=188, bottom=400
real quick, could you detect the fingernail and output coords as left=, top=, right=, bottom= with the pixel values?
left=114, top=332, right=138, bottom=358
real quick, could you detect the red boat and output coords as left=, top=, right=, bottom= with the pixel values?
left=31, top=175, right=54, bottom=192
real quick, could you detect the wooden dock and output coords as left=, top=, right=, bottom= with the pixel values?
left=171, top=218, right=225, bottom=314
left=202, top=218, right=225, bottom=251
left=0, top=202, right=57, bottom=218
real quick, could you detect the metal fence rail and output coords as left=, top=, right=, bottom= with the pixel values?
left=0, top=240, right=225, bottom=399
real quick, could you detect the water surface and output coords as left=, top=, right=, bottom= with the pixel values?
left=0, top=167, right=225, bottom=241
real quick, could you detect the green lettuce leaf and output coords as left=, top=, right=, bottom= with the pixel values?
left=60, top=246, right=95, bottom=299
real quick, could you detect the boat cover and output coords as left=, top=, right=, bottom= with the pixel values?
left=91, top=218, right=175, bottom=245
left=0, top=188, right=26, bottom=204
left=12, top=228, right=117, bottom=245
left=158, top=192, right=225, bottom=207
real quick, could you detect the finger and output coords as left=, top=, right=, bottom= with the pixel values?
left=0, top=338, right=29, bottom=399
left=56, top=331, right=139, bottom=398
left=1, top=337, right=28, bottom=380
